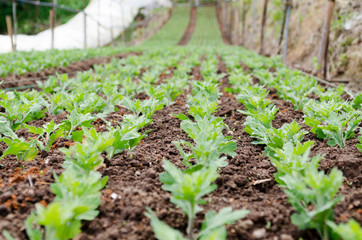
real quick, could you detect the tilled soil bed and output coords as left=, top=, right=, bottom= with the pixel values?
left=0, top=63, right=361, bottom=240
left=178, top=7, right=198, bottom=46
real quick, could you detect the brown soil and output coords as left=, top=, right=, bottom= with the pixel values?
left=0, top=52, right=140, bottom=90
left=0, top=61, right=361, bottom=240
left=178, top=7, right=198, bottom=46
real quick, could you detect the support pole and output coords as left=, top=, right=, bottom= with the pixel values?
left=110, top=0, right=115, bottom=47
left=227, top=3, right=232, bottom=40
left=5, top=16, right=15, bottom=51
left=232, top=9, right=240, bottom=45
left=318, top=0, right=335, bottom=79
left=83, top=0, right=87, bottom=49
left=241, top=0, right=246, bottom=46
left=260, top=0, right=269, bottom=55
left=122, top=1, right=126, bottom=46
left=229, top=7, right=234, bottom=42
left=278, top=0, right=288, bottom=54
left=251, top=0, right=257, bottom=49
left=282, top=0, right=291, bottom=61
left=222, top=2, right=227, bottom=37
left=51, top=0, right=56, bottom=49
left=97, top=0, right=101, bottom=47
left=49, top=9, right=54, bottom=49
left=12, top=0, right=17, bottom=51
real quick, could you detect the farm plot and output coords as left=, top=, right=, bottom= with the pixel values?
left=0, top=4, right=361, bottom=240
left=0, top=46, right=361, bottom=240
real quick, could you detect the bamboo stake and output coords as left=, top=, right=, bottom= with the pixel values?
left=229, top=7, right=234, bottom=42
left=110, top=0, right=115, bottom=47
left=227, top=3, right=232, bottom=40
left=97, top=0, right=100, bottom=47
left=5, top=16, right=15, bottom=51
left=83, top=0, right=87, bottom=49
left=49, top=9, right=54, bottom=49
left=137, top=26, right=142, bottom=43
left=241, top=0, right=246, bottom=46
left=122, top=1, right=126, bottom=46
left=260, top=0, right=269, bottom=55
left=12, top=0, right=17, bottom=51
left=233, top=9, right=240, bottom=45
left=251, top=0, right=257, bottom=49
left=278, top=0, right=288, bottom=54
left=51, top=0, right=56, bottom=49
left=318, top=0, right=335, bottom=79
left=222, top=2, right=227, bottom=37
left=282, top=0, right=291, bottom=61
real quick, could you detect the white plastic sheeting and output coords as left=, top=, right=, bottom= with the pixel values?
left=0, top=0, right=172, bottom=53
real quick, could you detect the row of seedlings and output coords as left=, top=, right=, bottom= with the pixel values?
left=222, top=51, right=362, bottom=240
left=1, top=50, right=191, bottom=239
left=253, top=66, right=361, bottom=150
left=0, top=49, right=189, bottom=161
left=146, top=53, right=249, bottom=240
left=226, top=46, right=362, bottom=150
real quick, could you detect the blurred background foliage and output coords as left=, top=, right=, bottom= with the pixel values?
left=0, top=0, right=90, bottom=34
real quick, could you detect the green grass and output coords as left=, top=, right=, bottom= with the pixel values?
left=188, top=7, right=224, bottom=46
left=141, top=7, right=191, bottom=47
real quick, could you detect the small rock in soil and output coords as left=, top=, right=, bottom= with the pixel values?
left=260, top=160, right=271, bottom=168
left=24, top=189, right=35, bottom=198
left=238, top=219, right=254, bottom=230
left=146, top=169, right=157, bottom=179
left=111, top=193, right=120, bottom=200
left=224, top=179, right=237, bottom=189
left=234, top=176, right=248, bottom=186
left=252, top=228, right=267, bottom=239
left=6, top=213, right=14, bottom=220
left=280, top=234, right=294, bottom=240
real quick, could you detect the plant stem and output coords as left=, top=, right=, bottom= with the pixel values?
left=187, top=205, right=194, bottom=240
left=339, top=129, right=344, bottom=148
left=322, top=222, right=329, bottom=240
left=187, top=215, right=194, bottom=240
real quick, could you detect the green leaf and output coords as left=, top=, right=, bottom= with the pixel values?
left=199, top=227, right=227, bottom=240
left=25, top=212, right=43, bottom=240
left=2, top=230, right=15, bottom=240
left=328, top=219, right=362, bottom=240
left=22, top=147, right=39, bottom=161
left=352, top=92, right=362, bottom=110
left=197, top=207, right=249, bottom=238
left=174, top=113, right=188, bottom=121
left=71, top=130, right=84, bottom=143
left=145, top=208, right=186, bottom=240
left=23, top=124, right=45, bottom=135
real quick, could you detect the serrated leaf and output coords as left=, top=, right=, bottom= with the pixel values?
left=145, top=208, right=186, bottom=240
left=197, top=207, right=249, bottom=238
